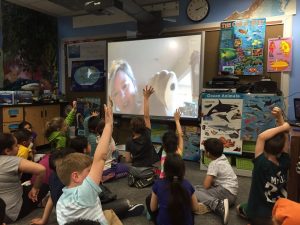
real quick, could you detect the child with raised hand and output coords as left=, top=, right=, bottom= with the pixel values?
left=146, top=153, right=199, bottom=225
left=159, top=108, right=184, bottom=178
left=45, top=101, right=77, bottom=150
left=195, top=138, right=238, bottom=225
left=55, top=104, right=122, bottom=225
left=237, top=106, right=290, bottom=225
left=125, top=85, right=159, bottom=167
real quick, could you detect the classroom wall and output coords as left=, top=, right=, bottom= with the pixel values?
left=290, top=2, right=300, bottom=120
left=57, top=0, right=299, bottom=119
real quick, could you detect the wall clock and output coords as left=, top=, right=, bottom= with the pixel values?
left=187, top=0, right=210, bottom=22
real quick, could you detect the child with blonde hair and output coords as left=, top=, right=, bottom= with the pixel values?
left=45, top=101, right=77, bottom=150
left=55, top=104, right=123, bottom=225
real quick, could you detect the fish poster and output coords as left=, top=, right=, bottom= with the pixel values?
left=219, top=18, right=266, bottom=75
left=182, top=126, right=201, bottom=162
left=267, top=37, right=292, bottom=72
left=241, top=95, right=283, bottom=141
left=201, top=93, right=243, bottom=155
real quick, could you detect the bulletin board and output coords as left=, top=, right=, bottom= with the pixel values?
left=203, top=24, right=283, bottom=88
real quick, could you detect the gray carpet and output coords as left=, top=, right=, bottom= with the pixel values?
left=12, top=161, right=251, bottom=225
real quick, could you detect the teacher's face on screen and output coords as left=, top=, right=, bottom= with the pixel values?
left=111, top=70, right=137, bottom=113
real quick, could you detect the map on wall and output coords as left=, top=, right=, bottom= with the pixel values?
left=219, top=18, right=266, bottom=76
left=267, top=37, right=292, bottom=72
left=225, top=0, right=296, bottom=20
left=241, top=95, right=283, bottom=141
left=201, top=93, right=243, bottom=155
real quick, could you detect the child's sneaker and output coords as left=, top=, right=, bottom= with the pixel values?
left=236, top=203, right=248, bottom=219
left=215, top=199, right=229, bottom=225
left=194, top=202, right=211, bottom=215
left=127, top=204, right=145, bottom=217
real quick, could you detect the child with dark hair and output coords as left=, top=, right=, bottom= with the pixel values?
left=0, top=133, right=47, bottom=224
left=87, top=115, right=102, bottom=156
left=195, top=138, right=238, bottom=225
left=69, top=136, right=91, bottom=155
left=0, top=198, right=6, bottom=225
left=14, top=128, right=33, bottom=160
left=125, top=85, right=159, bottom=167
left=159, top=109, right=183, bottom=178
left=237, top=107, right=291, bottom=225
left=19, top=121, right=37, bottom=149
left=146, top=153, right=198, bottom=225
left=45, top=101, right=77, bottom=150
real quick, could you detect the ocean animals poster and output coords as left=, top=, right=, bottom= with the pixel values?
left=267, top=37, right=292, bottom=72
left=182, top=126, right=201, bottom=162
left=201, top=93, right=243, bottom=155
left=219, top=18, right=266, bottom=76
left=241, top=95, right=283, bottom=141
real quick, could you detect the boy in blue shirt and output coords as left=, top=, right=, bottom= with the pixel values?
left=55, top=104, right=117, bottom=225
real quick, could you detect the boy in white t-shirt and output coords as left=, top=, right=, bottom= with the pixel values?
left=195, top=138, right=238, bottom=225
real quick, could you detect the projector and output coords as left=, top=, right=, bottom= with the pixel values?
left=84, top=0, right=115, bottom=12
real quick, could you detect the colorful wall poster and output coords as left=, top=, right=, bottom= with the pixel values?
left=241, top=95, right=283, bottom=141
left=182, top=125, right=201, bottom=162
left=71, top=60, right=105, bottom=91
left=201, top=93, right=243, bottom=155
left=219, top=18, right=266, bottom=76
left=267, top=37, right=292, bottom=72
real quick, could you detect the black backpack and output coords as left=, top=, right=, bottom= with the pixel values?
left=128, top=166, right=156, bottom=188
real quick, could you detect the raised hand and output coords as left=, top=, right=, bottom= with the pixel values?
left=104, top=104, right=113, bottom=126
left=108, top=96, right=113, bottom=107
left=72, top=100, right=77, bottom=111
left=272, top=106, right=284, bottom=124
left=143, top=85, right=154, bottom=99
left=174, top=108, right=181, bottom=121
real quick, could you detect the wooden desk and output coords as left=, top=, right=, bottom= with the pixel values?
left=287, top=128, right=300, bottom=202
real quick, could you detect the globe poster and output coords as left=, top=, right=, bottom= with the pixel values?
left=219, top=18, right=266, bottom=76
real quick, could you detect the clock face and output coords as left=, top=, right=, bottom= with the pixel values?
left=187, top=0, right=209, bottom=22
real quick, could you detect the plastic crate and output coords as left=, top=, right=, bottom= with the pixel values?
left=236, top=157, right=253, bottom=171
left=242, top=141, right=256, bottom=153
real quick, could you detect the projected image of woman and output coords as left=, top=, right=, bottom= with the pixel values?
left=108, top=60, right=141, bottom=114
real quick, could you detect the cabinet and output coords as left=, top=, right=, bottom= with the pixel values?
left=24, top=105, right=60, bottom=146
left=287, top=131, right=300, bottom=202
left=2, top=107, right=24, bottom=133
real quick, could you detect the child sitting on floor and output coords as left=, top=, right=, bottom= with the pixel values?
left=237, top=107, right=290, bottom=225
left=195, top=138, right=238, bottom=225
left=159, top=108, right=184, bottom=178
left=146, top=153, right=199, bottom=225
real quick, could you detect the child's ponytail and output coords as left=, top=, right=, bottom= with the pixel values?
left=165, top=153, right=191, bottom=225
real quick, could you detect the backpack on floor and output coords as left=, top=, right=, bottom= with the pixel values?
left=128, top=166, right=156, bottom=188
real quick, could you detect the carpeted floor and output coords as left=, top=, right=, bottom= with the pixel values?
left=12, top=161, right=250, bottom=225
